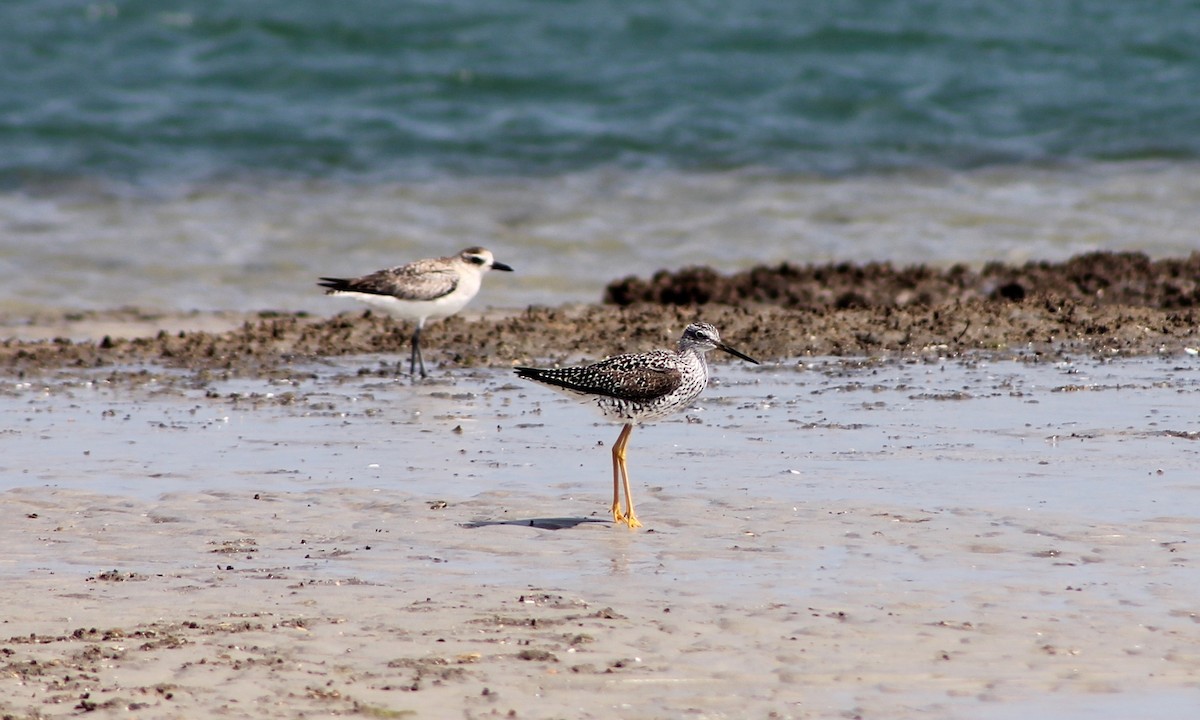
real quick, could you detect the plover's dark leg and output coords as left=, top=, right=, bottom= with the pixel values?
left=410, top=324, right=427, bottom=378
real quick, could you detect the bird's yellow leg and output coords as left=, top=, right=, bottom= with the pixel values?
left=610, top=425, right=625, bottom=524
left=613, top=424, right=642, bottom=529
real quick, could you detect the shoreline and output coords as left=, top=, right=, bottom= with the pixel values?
left=3, top=252, right=1198, bottom=379
left=1, top=299, right=1197, bottom=380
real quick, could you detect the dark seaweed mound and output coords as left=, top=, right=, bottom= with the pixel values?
left=604, top=252, right=1200, bottom=310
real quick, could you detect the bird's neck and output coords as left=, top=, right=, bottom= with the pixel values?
left=677, top=345, right=710, bottom=377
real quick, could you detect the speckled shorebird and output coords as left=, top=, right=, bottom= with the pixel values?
left=318, top=247, right=513, bottom=378
left=514, top=322, right=759, bottom=528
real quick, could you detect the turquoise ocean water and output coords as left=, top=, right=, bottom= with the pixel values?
left=2, top=0, right=1199, bottom=314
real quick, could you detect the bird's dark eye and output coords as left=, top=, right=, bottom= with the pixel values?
left=467, top=255, right=486, bottom=265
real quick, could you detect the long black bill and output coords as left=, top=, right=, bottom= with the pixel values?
left=718, top=342, right=759, bottom=365
left=492, top=261, right=514, bottom=272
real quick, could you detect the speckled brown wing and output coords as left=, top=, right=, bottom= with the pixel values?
left=515, top=350, right=683, bottom=401
left=319, top=259, right=459, bottom=301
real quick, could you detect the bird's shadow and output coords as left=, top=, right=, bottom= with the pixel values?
left=459, top=517, right=610, bottom=531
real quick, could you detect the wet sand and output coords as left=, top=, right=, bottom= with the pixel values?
left=2, top=254, right=1199, bottom=718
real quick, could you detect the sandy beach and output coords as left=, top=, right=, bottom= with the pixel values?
left=2, top=256, right=1200, bottom=718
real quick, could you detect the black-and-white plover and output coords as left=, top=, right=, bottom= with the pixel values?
left=319, top=246, right=513, bottom=378
left=514, top=323, right=758, bottom=528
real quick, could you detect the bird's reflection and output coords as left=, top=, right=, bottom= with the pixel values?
left=459, top=517, right=610, bottom=531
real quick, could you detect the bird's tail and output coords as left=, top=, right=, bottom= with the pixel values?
left=513, top=366, right=549, bottom=382
left=513, top=366, right=594, bottom=394
left=317, top=277, right=352, bottom=293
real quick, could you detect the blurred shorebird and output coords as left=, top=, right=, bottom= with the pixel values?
left=514, top=322, right=759, bottom=528
left=319, top=246, right=513, bottom=378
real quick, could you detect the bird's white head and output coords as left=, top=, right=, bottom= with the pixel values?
left=458, top=247, right=514, bottom=273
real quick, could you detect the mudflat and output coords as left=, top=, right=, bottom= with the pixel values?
left=3, top=251, right=1200, bottom=379
left=2, top=253, right=1198, bottom=719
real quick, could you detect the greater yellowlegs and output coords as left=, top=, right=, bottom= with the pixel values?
left=514, top=322, right=759, bottom=528
left=319, top=247, right=513, bottom=377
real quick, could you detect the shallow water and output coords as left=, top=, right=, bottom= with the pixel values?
left=2, top=353, right=1198, bottom=717
left=3, top=162, right=1200, bottom=317
left=3, top=352, right=1197, bottom=544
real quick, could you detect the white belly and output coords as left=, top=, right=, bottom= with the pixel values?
left=330, top=275, right=481, bottom=325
